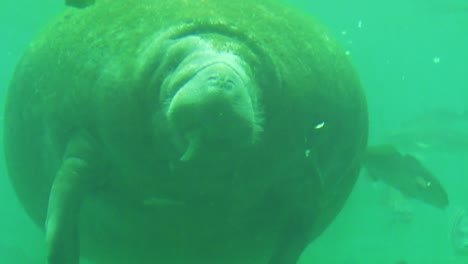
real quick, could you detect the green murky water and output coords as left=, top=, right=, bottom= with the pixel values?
left=1, top=0, right=467, bottom=263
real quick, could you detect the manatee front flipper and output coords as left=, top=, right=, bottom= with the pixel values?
left=45, top=130, right=101, bottom=264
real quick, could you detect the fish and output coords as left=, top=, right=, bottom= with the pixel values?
left=385, top=109, right=468, bottom=155
left=364, top=144, right=449, bottom=209
left=65, top=0, right=95, bottom=8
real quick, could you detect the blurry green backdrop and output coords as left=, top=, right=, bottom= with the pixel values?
left=1, top=0, right=467, bottom=263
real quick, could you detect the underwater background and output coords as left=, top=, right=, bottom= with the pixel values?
left=0, top=0, right=467, bottom=263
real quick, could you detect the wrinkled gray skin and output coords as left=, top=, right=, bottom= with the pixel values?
left=3, top=0, right=368, bottom=264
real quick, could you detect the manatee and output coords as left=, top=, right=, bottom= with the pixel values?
left=3, top=0, right=367, bottom=263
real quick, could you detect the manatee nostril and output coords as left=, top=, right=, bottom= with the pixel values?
left=206, top=75, right=235, bottom=91
left=206, top=76, right=219, bottom=88
left=207, top=76, right=218, bottom=83
left=222, top=79, right=235, bottom=90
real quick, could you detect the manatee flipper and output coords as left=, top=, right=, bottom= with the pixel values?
left=45, top=131, right=100, bottom=264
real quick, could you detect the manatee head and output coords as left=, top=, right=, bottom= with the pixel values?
left=158, top=36, right=262, bottom=161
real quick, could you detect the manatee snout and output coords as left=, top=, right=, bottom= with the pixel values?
left=165, top=52, right=259, bottom=161
left=202, top=63, right=239, bottom=92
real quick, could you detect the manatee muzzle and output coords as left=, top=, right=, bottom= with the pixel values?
left=165, top=51, right=257, bottom=161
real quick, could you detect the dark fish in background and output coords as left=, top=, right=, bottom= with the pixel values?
left=364, top=144, right=449, bottom=209
left=65, top=0, right=95, bottom=8
left=385, top=109, right=468, bottom=154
